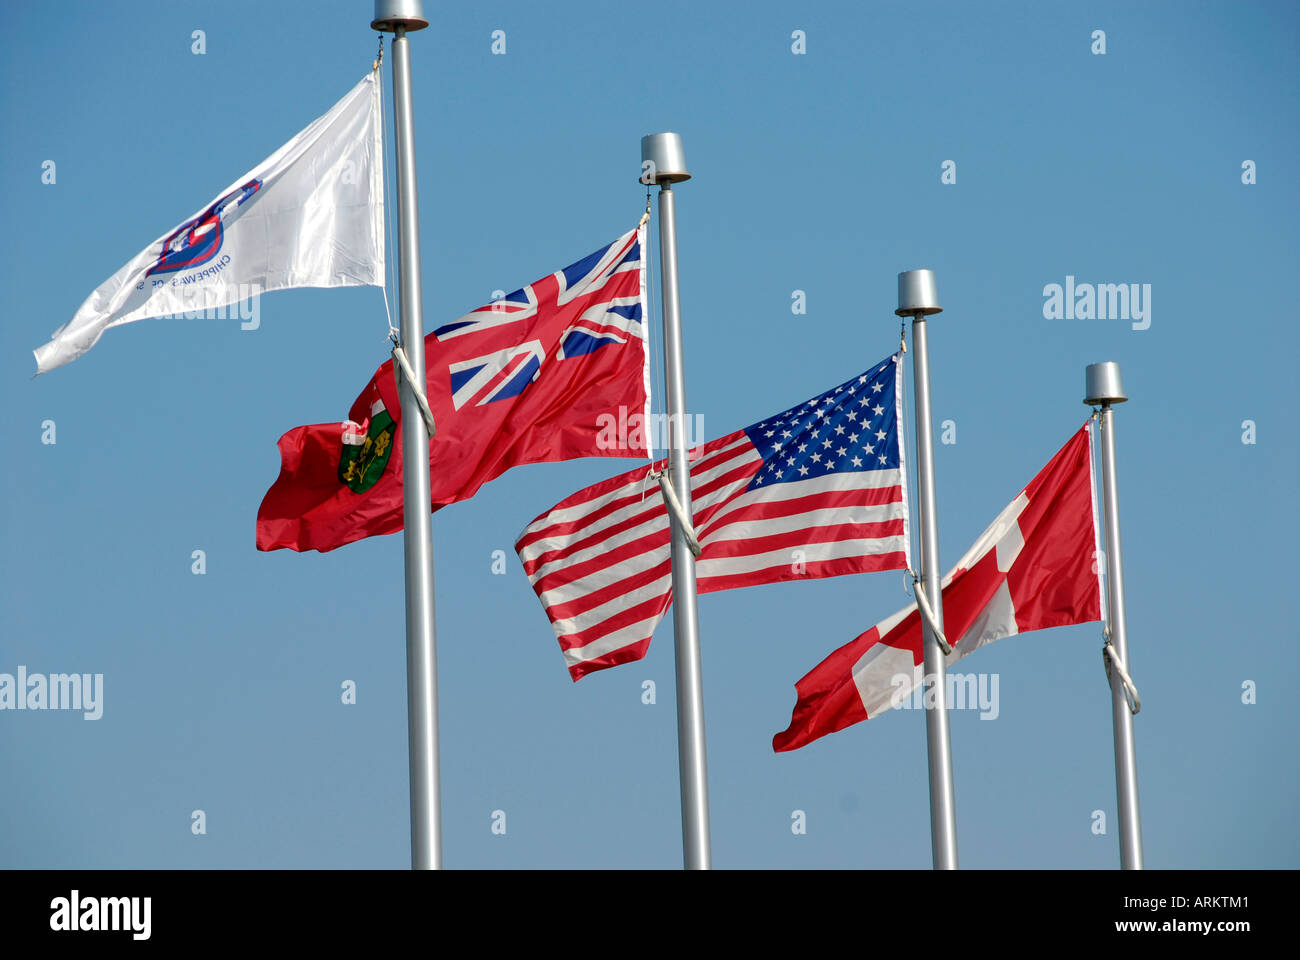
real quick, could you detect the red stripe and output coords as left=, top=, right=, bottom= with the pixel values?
left=698, top=484, right=903, bottom=537
left=531, top=528, right=670, bottom=596
left=567, top=637, right=653, bottom=681
left=556, top=590, right=674, bottom=652
left=515, top=435, right=750, bottom=553
left=700, top=553, right=908, bottom=594
left=700, top=520, right=905, bottom=561
left=520, top=456, right=758, bottom=574
left=542, top=556, right=672, bottom=625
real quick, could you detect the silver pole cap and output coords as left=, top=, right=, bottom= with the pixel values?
left=895, top=269, right=943, bottom=317
left=640, top=132, right=691, bottom=184
left=1084, top=361, right=1128, bottom=405
left=372, top=0, right=429, bottom=31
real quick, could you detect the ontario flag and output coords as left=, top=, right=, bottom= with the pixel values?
left=256, top=225, right=651, bottom=553
left=773, top=422, right=1102, bottom=752
left=517, top=354, right=911, bottom=680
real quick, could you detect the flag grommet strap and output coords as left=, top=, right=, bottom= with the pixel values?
left=390, top=342, right=437, bottom=438
left=651, top=468, right=702, bottom=558
left=907, top=568, right=953, bottom=655
left=1103, top=638, right=1142, bottom=714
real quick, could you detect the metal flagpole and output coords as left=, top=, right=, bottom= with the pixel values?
left=372, top=0, right=441, bottom=870
left=1084, top=361, right=1144, bottom=870
left=896, top=270, right=959, bottom=869
left=641, top=133, right=711, bottom=870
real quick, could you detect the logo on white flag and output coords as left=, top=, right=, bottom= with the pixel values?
left=147, top=178, right=261, bottom=276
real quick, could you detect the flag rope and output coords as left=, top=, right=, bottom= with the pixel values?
left=651, top=467, right=702, bottom=557
left=391, top=342, right=437, bottom=437
left=1103, top=636, right=1142, bottom=714
left=907, top=568, right=953, bottom=655
left=378, top=39, right=400, bottom=342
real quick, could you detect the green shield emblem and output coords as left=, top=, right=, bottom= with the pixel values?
left=338, top=403, right=396, bottom=494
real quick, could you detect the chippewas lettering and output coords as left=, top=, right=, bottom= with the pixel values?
left=339, top=401, right=396, bottom=493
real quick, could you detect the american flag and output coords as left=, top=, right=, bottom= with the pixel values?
left=515, top=354, right=911, bottom=680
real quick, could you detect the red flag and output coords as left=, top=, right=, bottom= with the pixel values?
left=773, top=422, right=1102, bottom=752
left=257, top=226, right=650, bottom=553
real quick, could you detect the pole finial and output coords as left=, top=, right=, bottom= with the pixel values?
left=372, top=0, right=429, bottom=32
left=641, top=132, right=691, bottom=184
left=1084, top=361, right=1128, bottom=405
left=896, top=269, right=942, bottom=317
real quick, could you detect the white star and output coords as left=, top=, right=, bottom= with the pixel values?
left=859, top=396, right=870, bottom=407
left=878, top=454, right=887, bottom=464
left=798, top=443, right=807, bottom=453
left=851, top=455, right=863, bottom=467
left=858, top=375, right=868, bottom=384
left=864, top=442, right=875, bottom=454
left=875, top=429, right=887, bottom=441
left=782, top=429, right=793, bottom=439
left=847, top=386, right=856, bottom=394
left=798, top=465, right=809, bottom=476
left=755, top=476, right=764, bottom=485
left=765, top=430, right=775, bottom=438
left=848, top=432, right=859, bottom=443
left=823, top=438, right=832, bottom=449
left=871, top=382, right=883, bottom=394
left=771, top=443, right=783, bottom=453
left=834, top=424, right=846, bottom=435
left=811, top=428, right=820, bottom=437
left=824, top=460, right=835, bottom=471
left=811, top=452, right=822, bottom=462
left=846, top=411, right=858, bottom=422
left=873, top=404, right=884, bottom=415
left=786, top=456, right=796, bottom=466
left=813, top=409, right=827, bottom=420
left=836, top=446, right=847, bottom=457
left=767, top=462, right=777, bottom=472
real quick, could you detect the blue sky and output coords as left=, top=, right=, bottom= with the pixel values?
left=2, top=0, right=1296, bottom=868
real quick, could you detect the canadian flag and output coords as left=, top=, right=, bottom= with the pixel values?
left=773, top=423, right=1103, bottom=752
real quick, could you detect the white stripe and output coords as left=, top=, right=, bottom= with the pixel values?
left=524, top=459, right=759, bottom=580
left=701, top=500, right=905, bottom=543
left=696, top=535, right=909, bottom=580
left=518, top=434, right=753, bottom=536
left=517, top=437, right=756, bottom=559
left=563, top=613, right=666, bottom=667
left=548, top=572, right=673, bottom=640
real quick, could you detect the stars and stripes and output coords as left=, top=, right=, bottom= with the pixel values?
left=515, top=354, right=911, bottom=680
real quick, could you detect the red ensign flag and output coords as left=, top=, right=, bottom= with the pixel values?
left=257, top=226, right=650, bottom=553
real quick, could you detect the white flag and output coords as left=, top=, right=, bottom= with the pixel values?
left=33, top=72, right=385, bottom=374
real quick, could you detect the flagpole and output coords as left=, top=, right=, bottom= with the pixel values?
left=372, top=0, right=441, bottom=870
left=896, top=270, right=959, bottom=870
left=641, top=132, right=711, bottom=870
left=1084, top=361, right=1144, bottom=869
